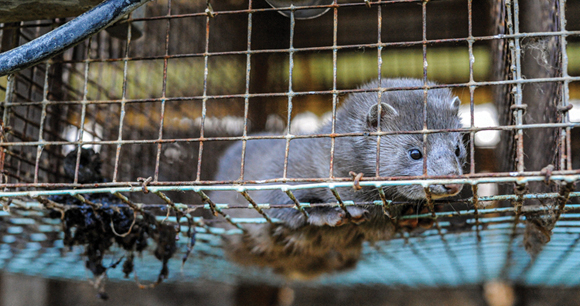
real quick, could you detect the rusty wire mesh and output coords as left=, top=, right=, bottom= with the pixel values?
left=1, top=0, right=580, bottom=288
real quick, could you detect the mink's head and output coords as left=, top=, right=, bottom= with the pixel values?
left=340, top=78, right=466, bottom=200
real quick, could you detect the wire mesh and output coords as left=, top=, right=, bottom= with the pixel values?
left=1, top=0, right=580, bottom=289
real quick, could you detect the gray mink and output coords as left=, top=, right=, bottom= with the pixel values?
left=212, top=78, right=466, bottom=279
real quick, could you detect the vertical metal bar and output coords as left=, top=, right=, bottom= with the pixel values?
left=519, top=0, right=572, bottom=283
left=422, top=0, right=466, bottom=284
left=18, top=65, right=35, bottom=182
left=282, top=4, right=296, bottom=179
left=374, top=3, right=383, bottom=177
left=197, top=4, right=211, bottom=181
left=329, top=0, right=338, bottom=178
left=0, top=24, right=21, bottom=176
left=466, top=0, right=486, bottom=282
left=558, top=0, right=571, bottom=171
left=471, top=184, right=486, bottom=280
left=1, top=74, right=15, bottom=184
left=240, top=0, right=253, bottom=181
left=73, top=39, right=92, bottom=184
left=500, top=0, right=525, bottom=282
left=511, top=0, right=524, bottom=173
left=112, top=16, right=134, bottom=182
left=154, top=0, right=172, bottom=182
left=421, top=0, right=429, bottom=177
left=33, top=62, right=52, bottom=183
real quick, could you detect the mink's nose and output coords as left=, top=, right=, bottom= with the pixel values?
left=443, top=184, right=462, bottom=195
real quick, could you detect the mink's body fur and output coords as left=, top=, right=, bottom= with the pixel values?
left=211, top=78, right=466, bottom=279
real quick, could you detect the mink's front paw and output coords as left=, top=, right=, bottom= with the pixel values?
left=398, top=206, right=434, bottom=230
left=308, top=206, right=370, bottom=227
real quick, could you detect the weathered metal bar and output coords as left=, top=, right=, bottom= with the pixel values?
left=1, top=169, right=580, bottom=189
left=1, top=121, right=579, bottom=149
left=46, top=30, right=580, bottom=66
left=153, top=0, right=173, bottom=182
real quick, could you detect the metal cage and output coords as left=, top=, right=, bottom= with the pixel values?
left=1, top=0, right=580, bottom=293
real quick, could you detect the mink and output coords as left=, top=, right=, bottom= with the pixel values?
left=211, top=78, right=466, bottom=279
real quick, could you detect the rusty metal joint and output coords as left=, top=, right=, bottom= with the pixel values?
left=514, top=183, right=528, bottom=197
left=349, top=171, right=364, bottom=190
left=540, top=164, right=555, bottom=185
left=137, top=176, right=153, bottom=194
left=510, top=104, right=528, bottom=114
left=205, top=0, right=215, bottom=17
left=557, top=104, right=573, bottom=112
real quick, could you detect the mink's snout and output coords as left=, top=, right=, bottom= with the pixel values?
left=443, top=184, right=462, bottom=195
left=428, top=183, right=463, bottom=199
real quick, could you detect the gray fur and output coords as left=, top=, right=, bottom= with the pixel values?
left=211, top=78, right=466, bottom=279
left=212, top=78, right=465, bottom=228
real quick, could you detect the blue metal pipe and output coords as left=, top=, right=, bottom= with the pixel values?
left=0, top=0, right=150, bottom=76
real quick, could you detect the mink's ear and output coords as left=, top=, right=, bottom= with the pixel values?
left=366, top=102, right=398, bottom=130
left=449, top=97, right=461, bottom=114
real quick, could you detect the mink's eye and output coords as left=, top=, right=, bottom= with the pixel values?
left=409, top=149, right=422, bottom=160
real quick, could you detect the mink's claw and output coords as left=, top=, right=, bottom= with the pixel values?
left=308, top=206, right=370, bottom=227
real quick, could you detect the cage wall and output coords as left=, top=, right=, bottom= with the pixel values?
left=1, top=0, right=580, bottom=291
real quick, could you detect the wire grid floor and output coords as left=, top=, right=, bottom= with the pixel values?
left=1, top=187, right=580, bottom=287
left=1, top=0, right=580, bottom=288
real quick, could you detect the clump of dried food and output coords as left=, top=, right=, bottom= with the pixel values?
left=63, top=147, right=104, bottom=184
left=60, top=206, right=179, bottom=288
left=47, top=148, right=187, bottom=298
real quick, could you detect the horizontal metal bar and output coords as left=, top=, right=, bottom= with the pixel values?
left=1, top=169, right=580, bottom=189
left=0, top=121, right=578, bottom=148
left=0, top=175, right=578, bottom=198
left=47, top=30, right=580, bottom=65
left=4, top=74, right=580, bottom=108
